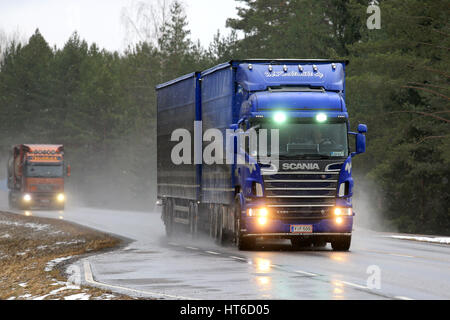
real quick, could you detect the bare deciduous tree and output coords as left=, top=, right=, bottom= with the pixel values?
left=121, top=0, right=174, bottom=48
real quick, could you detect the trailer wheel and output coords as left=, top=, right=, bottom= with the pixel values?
left=331, top=235, right=351, bottom=251
left=215, top=206, right=225, bottom=245
left=189, top=202, right=198, bottom=239
left=209, top=204, right=216, bottom=238
left=164, top=199, right=174, bottom=237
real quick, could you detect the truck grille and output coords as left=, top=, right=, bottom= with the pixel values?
left=262, top=170, right=340, bottom=219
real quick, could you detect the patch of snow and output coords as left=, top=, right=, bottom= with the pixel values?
left=37, top=245, right=48, bottom=250
left=7, top=296, right=16, bottom=300
left=18, top=282, right=27, bottom=288
left=0, top=220, right=51, bottom=232
left=1, top=233, right=11, bottom=238
left=94, top=293, right=116, bottom=300
left=390, top=235, right=450, bottom=244
left=45, top=256, right=72, bottom=272
left=19, top=294, right=32, bottom=299
left=64, top=293, right=91, bottom=300
left=54, top=240, right=85, bottom=246
left=32, top=283, right=80, bottom=300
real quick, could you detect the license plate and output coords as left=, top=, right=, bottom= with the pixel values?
left=290, top=225, right=313, bottom=233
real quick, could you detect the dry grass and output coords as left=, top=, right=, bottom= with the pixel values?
left=0, top=211, right=135, bottom=300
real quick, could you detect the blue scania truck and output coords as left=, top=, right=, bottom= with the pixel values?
left=156, top=59, right=367, bottom=251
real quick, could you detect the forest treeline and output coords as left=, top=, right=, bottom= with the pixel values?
left=0, top=0, right=448, bottom=234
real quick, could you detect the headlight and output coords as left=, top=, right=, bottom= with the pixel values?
left=23, top=194, right=32, bottom=202
left=334, top=207, right=352, bottom=216
left=247, top=207, right=268, bottom=217
left=57, top=193, right=65, bottom=202
left=258, top=217, right=268, bottom=225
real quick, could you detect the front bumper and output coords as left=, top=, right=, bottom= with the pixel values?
left=242, top=216, right=353, bottom=238
left=22, top=193, right=64, bottom=208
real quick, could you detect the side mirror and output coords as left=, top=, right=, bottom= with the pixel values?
left=66, top=164, right=71, bottom=177
left=357, top=124, right=367, bottom=133
left=356, top=133, right=366, bottom=154
left=350, top=124, right=367, bottom=157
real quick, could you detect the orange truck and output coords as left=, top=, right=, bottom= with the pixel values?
left=7, top=144, right=70, bottom=210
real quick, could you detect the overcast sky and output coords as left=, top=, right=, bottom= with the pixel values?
left=0, top=0, right=240, bottom=52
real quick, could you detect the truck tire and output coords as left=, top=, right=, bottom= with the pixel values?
left=164, top=199, right=174, bottom=237
left=232, top=196, right=254, bottom=250
left=331, top=235, right=351, bottom=251
left=215, top=206, right=225, bottom=246
left=209, top=204, right=216, bottom=239
left=189, top=202, right=198, bottom=239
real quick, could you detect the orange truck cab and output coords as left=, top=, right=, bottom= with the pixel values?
left=7, top=144, right=69, bottom=210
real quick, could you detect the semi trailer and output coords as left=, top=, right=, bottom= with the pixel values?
left=156, top=59, right=367, bottom=251
left=7, top=144, right=69, bottom=210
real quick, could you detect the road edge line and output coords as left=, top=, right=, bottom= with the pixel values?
left=83, top=260, right=195, bottom=300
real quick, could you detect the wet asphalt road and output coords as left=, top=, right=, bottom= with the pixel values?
left=1, top=193, right=449, bottom=300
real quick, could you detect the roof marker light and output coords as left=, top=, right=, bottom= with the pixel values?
left=274, top=112, right=287, bottom=123
left=332, top=63, right=336, bottom=70
left=248, top=64, right=253, bottom=70
left=313, top=65, right=318, bottom=72
left=316, top=113, right=327, bottom=122
left=268, top=65, right=273, bottom=72
left=298, top=65, right=303, bottom=72
left=283, top=65, right=288, bottom=72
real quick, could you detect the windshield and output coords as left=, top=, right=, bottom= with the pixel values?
left=250, top=121, right=348, bottom=159
left=25, top=164, right=63, bottom=178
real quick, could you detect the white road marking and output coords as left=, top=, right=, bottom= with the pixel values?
left=230, top=256, right=247, bottom=261
left=205, top=251, right=220, bottom=255
left=340, top=281, right=367, bottom=290
left=83, top=260, right=195, bottom=300
left=294, top=270, right=318, bottom=277
left=395, top=296, right=414, bottom=300
left=185, top=246, right=198, bottom=250
left=388, top=253, right=415, bottom=258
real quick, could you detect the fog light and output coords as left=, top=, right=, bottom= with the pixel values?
left=57, top=193, right=65, bottom=202
left=335, top=217, right=343, bottom=224
left=23, top=194, right=31, bottom=202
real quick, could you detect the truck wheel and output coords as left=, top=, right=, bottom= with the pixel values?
left=209, top=204, right=216, bottom=239
left=189, top=202, right=198, bottom=239
left=164, top=199, right=174, bottom=237
left=215, top=206, right=225, bottom=245
left=235, top=218, right=255, bottom=250
left=331, top=235, right=351, bottom=251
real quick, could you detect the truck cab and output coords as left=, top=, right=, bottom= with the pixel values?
left=231, top=60, right=367, bottom=250
left=8, top=144, right=68, bottom=210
